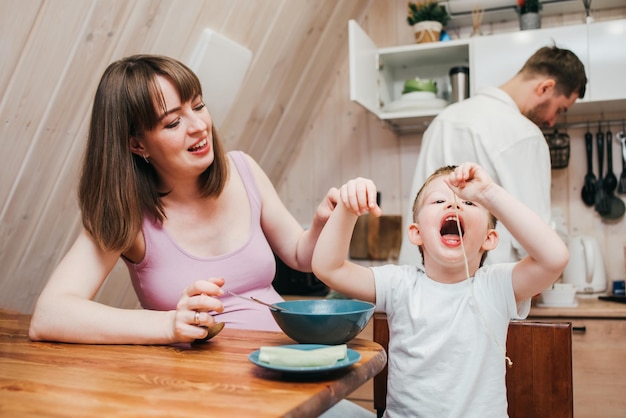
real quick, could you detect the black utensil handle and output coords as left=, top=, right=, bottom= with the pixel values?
left=597, top=130, right=604, bottom=176
left=585, top=131, right=593, bottom=172
left=606, top=130, right=613, bottom=171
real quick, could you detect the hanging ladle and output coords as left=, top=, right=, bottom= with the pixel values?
left=227, top=290, right=287, bottom=312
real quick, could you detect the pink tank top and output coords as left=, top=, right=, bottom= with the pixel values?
left=124, top=151, right=282, bottom=331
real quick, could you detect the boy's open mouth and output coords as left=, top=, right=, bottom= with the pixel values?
left=440, top=216, right=463, bottom=241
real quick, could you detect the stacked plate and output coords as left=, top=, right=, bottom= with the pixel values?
left=384, top=91, right=448, bottom=113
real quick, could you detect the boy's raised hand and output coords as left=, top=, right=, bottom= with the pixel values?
left=338, top=177, right=382, bottom=217
left=444, top=162, right=495, bottom=203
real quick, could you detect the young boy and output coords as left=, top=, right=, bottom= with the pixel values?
left=312, top=163, right=569, bottom=418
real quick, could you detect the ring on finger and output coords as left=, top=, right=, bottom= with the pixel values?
left=193, top=311, right=201, bottom=325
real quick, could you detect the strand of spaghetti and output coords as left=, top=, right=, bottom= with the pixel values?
left=453, top=194, right=512, bottom=367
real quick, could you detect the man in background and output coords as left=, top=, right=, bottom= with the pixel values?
left=398, top=45, right=587, bottom=266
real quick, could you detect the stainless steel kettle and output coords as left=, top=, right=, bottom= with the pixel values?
left=562, top=235, right=607, bottom=294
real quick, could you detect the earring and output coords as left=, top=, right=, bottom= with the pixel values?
left=142, top=154, right=150, bottom=164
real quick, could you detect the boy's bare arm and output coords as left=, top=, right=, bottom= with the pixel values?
left=312, top=180, right=379, bottom=303
left=447, top=163, right=569, bottom=301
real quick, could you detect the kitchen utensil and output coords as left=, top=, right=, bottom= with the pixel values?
left=604, top=193, right=626, bottom=220
left=471, top=6, right=484, bottom=37
left=604, top=128, right=618, bottom=192
left=581, top=128, right=596, bottom=206
left=227, top=290, right=287, bottom=311
left=594, top=125, right=610, bottom=215
left=193, top=322, right=225, bottom=343
left=600, top=127, right=626, bottom=220
left=562, top=235, right=607, bottom=294
left=617, top=129, right=626, bottom=194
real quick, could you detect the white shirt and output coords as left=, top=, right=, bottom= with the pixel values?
left=374, top=263, right=530, bottom=418
left=398, top=87, right=551, bottom=266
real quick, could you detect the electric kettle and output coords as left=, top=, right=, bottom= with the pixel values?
left=562, top=236, right=607, bottom=294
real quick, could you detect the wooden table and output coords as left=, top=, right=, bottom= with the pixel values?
left=0, top=309, right=386, bottom=417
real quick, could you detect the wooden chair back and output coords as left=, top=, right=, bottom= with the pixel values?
left=373, top=314, right=573, bottom=418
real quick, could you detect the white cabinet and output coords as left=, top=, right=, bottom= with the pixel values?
left=349, top=19, right=626, bottom=134
left=471, top=24, right=589, bottom=103
left=348, top=20, right=469, bottom=134
left=588, top=19, right=626, bottom=102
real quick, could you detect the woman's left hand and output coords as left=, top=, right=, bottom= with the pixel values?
left=314, top=186, right=340, bottom=224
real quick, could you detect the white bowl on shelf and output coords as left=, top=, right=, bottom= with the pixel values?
left=400, top=91, right=437, bottom=101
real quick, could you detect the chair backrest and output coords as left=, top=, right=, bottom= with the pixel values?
left=372, top=314, right=573, bottom=418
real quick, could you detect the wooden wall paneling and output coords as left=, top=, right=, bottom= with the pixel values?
left=221, top=0, right=316, bottom=154
left=178, top=1, right=235, bottom=63
left=245, top=0, right=338, bottom=160
left=109, top=0, right=173, bottom=56
left=218, top=0, right=283, bottom=51
left=260, top=0, right=368, bottom=182
left=0, top=0, right=43, bottom=98
left=148, top=0, right=206, bottom=58
left=0, top=0, right=141, bottom=312
left=218, top=1, right=300, bottom=150
left=0, top=0, right=91, bottom=212
left=0, top=0, right=97, bottom=311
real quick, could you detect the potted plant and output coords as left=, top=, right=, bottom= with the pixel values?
left=517, top=0, right=542, bottom=30
left=407, top=1, right=451, bottom=43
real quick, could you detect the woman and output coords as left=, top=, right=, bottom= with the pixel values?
left=28, top=55, right=341, bottom=345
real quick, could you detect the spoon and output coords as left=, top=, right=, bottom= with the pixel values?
left=227, top=291, right=287, bottom=312
left=193, top=322, right=225, bottom=344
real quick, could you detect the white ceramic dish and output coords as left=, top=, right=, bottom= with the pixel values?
left=384, top=98, right=448, bottom=113
left=540, top=283, right=577, bottom=305
left=400, top=91, right=437, bottom=101
left=248, top=344, right=361, bottom=373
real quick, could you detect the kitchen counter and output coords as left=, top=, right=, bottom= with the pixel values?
left=527, top=296, right=626, bottom=418
left=530, top=296, right=626, bottom=319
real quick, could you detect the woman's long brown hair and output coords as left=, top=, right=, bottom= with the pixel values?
left=78, top=55, right=228, bottom=252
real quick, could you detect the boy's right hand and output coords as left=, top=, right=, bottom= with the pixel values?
left=338, top=177, right=382, bottom=217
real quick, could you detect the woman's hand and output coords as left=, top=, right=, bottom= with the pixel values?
left=314, top=186, right=340, bottom=224
left=174, top=277, right=225, bottom=342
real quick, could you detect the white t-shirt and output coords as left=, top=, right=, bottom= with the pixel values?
left=373, top=263, right=530, bottom=418
left=399, top=87, right=551, bottom=267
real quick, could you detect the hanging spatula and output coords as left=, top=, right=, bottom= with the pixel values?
left=618, top=129, right=626, bottom=194
left=581, top=128, right=596, bottom=206
left=595, top=124, right=610, bottom=215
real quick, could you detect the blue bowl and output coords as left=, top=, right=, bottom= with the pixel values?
left=270, top=299, right=375, bottom=345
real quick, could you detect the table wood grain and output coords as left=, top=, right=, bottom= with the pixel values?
left=0, top=309, right=386, bottom=417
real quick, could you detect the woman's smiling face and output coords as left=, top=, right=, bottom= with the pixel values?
left=131, top=75, right=214, bottom=185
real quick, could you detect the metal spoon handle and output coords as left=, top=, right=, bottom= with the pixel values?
left=250, top=296, right=286, bottom=311
left=227, top=291, right=286, bottom=311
